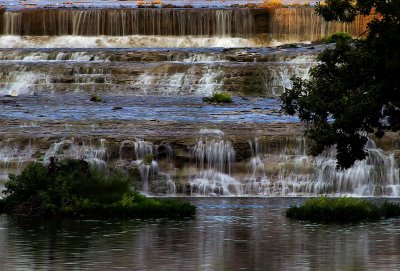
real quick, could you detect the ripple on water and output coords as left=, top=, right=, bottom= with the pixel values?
left=1, top=193, right=400, bottom=270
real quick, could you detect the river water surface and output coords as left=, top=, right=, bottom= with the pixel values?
left=1, top=197, right=400, bottom=270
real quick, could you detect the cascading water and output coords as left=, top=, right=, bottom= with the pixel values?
left=275, top=139, right=400, bottom=196
left=189, top=131, right=242, bottom=195
left=3, top=12, right=22, bottom=36
left=0, top=71, right=42, bottom=96
left=268, top=7, right=366, bottom=43
left=0, top=142, right=34, bottom=196
left=0, top=7, right=365, bottom=49
left=173, top=136, right=397, bottom=196
left=264, top=55, right=314, bottom=96
left=0, top=142, right=35, bottom=180
left=43, top=139, right=108, bottom=168
left=127, top=138, right=176, bottom=194
left=1, top=135, right=398, bottom=196
left=0, top=49, right=315, bottom=96
left=135, top=65, right=224, bottom=95
left=1, top=9, right=254, bottom=36
left=242, top=138, right=273, bottom=196
left=1, top=5, right=392, bottom=198
left=132, top=139, right=157, bottom=193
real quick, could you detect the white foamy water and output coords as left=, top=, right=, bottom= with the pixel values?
left=183, top=136, right=400, bottom=196
left=0, top=72, right=42, bottom=96
left=0, top=50, right=109, bottom=62
left=264, top=55, right=315, bottom=95
left=43, top=139, right=108, bottom=169
left=0, top=35, right=257, bottom=48
left=244, top=138, right=400, bottom=197
left=135, top=65, right=223, bottom=95
left=189, top=136, right=242, bottom=195
left=182, top=54, right=226, bottom=63
left=0, top=143, right=36, bottom=182
left=2, top=135, right=398, bottom=196
left=189, top=169, right=242, bottom=195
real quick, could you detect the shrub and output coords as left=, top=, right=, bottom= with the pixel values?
left=259, top=0, right=284, bottom=8
left=90, top=94, right=102, bottom=102
left=1, top=158, right=195, bottom=218
left=203, top=92, right=232, bottom=103
left=320, top=32, right=353, bottom=44
left=286, top=197, right=400, bottom=223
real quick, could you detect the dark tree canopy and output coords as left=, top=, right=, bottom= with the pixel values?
left=281, top=0, right=400, bottom=168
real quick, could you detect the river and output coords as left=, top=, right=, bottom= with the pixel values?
left=1, top=197, right=400, bottom=270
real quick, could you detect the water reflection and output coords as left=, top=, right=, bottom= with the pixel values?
left=1, top=198, right=400, bottom=270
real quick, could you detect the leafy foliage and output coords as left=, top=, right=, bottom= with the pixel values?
left=286, top=197, right=400, bottom=223
left=1, top=158, right=195, bottom=218
left=203, top=92, right=233, bottom=103
left=320, top=31, right=353, bottom=43
left=281, top=0, right=400, bottom=168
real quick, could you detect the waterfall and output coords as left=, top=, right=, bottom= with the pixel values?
left=0, top=5, right=387, bottom=199
left=1, top=7, right=365, bottom=43
left=0, top=142, right=35, bottom=169
left=43, top=139, right=108, bottom=168
left=3, top=12, right=22, bottom=35
left=264, top=54, right=314, bottom=96
left=268, top=7, right=365, bottom=43
left=0, top=72, right=42, bottom=96
left=1, top=9, right=254, bottom=36
left=131, top=139, right=157, bottom=193
left=134, top=65, right=223, bottom=95
left=189, top=132, right=242, bottom=195
left=0, top=47, right=315, bottom=97
left=1, top=137, right=398, bottom=196
left=128, top=138, right=175, bottom=194
left=273, top=138, right=400, bottom=196
left=192, top=138, right=235, bottom=173
left=0, top=142, right=35, bottom=183
left=242, top=138, right=272, bottom=196
left=248, top=138, right=265, bottom=176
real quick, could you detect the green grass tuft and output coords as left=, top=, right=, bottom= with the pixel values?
left=286, top=197, right=400, bottom=223
left=203, top=92, right=233, bottom=103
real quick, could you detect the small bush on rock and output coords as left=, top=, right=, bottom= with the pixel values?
left=286, top=197, right=400, bottom=223
left=203, top=93, right=233, bottom=103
